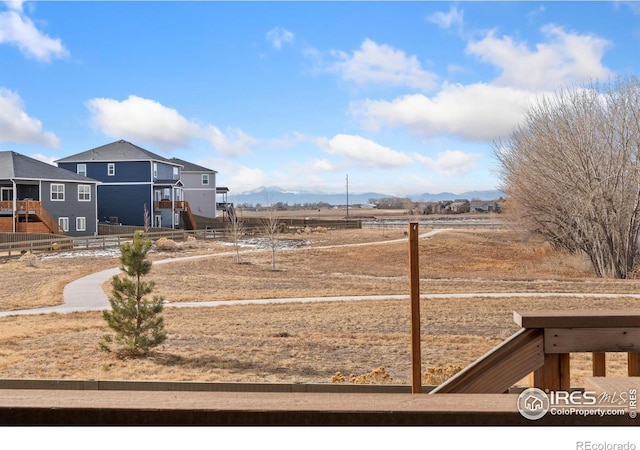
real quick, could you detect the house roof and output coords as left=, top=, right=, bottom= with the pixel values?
left=0, top=151, right=100, bottom=183
left=169, top=157, right=217, bottom=173
left=55, top=140, right=180, bottom=166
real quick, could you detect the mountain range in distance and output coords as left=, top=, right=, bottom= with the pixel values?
left=227, top=187, right=505, bottom=206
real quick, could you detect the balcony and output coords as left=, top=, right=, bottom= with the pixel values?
left=154, top=200, right=185, bottom=210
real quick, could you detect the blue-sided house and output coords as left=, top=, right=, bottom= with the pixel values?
left=56, top=140, right=195, bottom=229
left=0, top=151, right=99, bottom=236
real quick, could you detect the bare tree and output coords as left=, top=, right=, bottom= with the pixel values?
left=143, top=203, right=151, bottom=232
left=262, top=203, right=281, bottom=270
left=495, top=76, right=640, bottom=278
left=226, top=213, right=245, bottom=264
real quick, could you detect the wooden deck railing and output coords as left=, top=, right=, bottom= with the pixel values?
left=0, top=200, right=64, bottom=235
left=432, top=310, right=640, bottom=393
left=153, top=200, right=185, bottom=209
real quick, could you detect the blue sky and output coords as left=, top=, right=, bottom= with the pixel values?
left=1, top=1, right=639, bottom=198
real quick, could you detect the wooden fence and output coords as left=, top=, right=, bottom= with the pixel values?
left=0, top=219, right=361, bottom=257
left=0, top=229, right=219, bottom=257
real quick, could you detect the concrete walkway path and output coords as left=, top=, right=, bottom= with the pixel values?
left=4, top=228, right=637, bottom=318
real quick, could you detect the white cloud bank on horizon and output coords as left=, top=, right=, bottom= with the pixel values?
left=0, top=88, right=60, bottom=147
left=86, top=95, right=257, bottom=156
left=0, top=3, right=68, bottom=62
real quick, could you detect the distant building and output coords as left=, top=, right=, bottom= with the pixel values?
left=447, top=200, right=471, bottom=214
left=56, top=140, right=195, bottom=229
left=170, top=158, right=217, bottom=219
left=0, top=151, right=99, bottom=236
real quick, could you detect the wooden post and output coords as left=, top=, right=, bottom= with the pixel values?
left=408, top=222, right=421, bottom=393
left=628, top=352, right=640, bottom=376
left=531, top=353, right=571, bottom=391
left=592, top=352, right=606, bottom=377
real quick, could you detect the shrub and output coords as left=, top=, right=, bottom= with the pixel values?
left=329, top=367, right=393, bottom=384
left=182, top=236, right=198, bottom=249
left=155, top=237, right=178, bottom=251
left=20, top=251, right=38, bottom=267
left=422, top=364, right=463, bottom=385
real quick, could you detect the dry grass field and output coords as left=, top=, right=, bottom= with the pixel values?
left=1, top=221, right=639, bottom=388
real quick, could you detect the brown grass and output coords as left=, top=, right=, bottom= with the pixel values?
left=0, top=226, right=638, bottom=388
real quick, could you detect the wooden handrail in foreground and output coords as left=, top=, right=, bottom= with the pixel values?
left=432, top=310, right=640, bottom=394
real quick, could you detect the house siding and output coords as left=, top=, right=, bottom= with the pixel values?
left=97, top=184, right=151, bottom=227
left=181, top=171, right=217, bottom=219
left=41, top=181, right=97, bottom=237
left=59, top=161, right=152, bottom=183
left=154, top=162, right=180, bottom=181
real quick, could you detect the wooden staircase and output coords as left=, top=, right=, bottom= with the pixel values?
left=181, top=201, right=197, bottom=230
left=0, top=200, right=65, bottom=235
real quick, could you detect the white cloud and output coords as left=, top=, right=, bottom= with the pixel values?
left=4, top=1, right=24, bottom=12
left=267, top=131, right=313, bottom=149
left=29, top=152, right=58, bottom=165
left=266, top=26, right=294, bottom=50
left=86, top=95, right=257, bottom=156
left=0, top=7, right=67, bottom=62
left=0, top=88, right=60, bottom=147
left=352, top=83, right=537, bottom=141
left=290, top=157, right=340, bottom=174
left=318, top=133, right=413, bottom=168
left=414, top=150, right=480, bottom=176
left=329, top=39, right=438, bottom=91
left=427, top=5, right=464, bottom=31
left=87, top=96, right=199, bottom=151
left=203, top=125, right=257, bottom=157
left=198, top=157, right=270, bottom=193
left=467, top=25, right=613, bottom=90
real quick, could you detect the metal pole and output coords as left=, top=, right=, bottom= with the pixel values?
left=409, top=222, right=422, bottom=393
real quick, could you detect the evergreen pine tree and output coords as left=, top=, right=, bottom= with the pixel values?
left=101, top=230, right=166, bottom=356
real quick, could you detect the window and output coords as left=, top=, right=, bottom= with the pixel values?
left=173, top=167, right=179, bottom=180
left=77, top=164, right=87, bottom=177
left=51, top=184, right=65, bottom=201
left=107, top=163, right=115, bottom=176
left=1, top=187, right=13, bottom=201
left=78, top=185, right=91, bottom=201
left=202, top=174, right=209, bottom=185
left=58, top=217, right=69, bottom=232
left=76, top=217, right=86, bottom=232
left=153, top=163, right=158, bottom=179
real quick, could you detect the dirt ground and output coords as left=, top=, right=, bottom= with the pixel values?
left=0, top=224, right=638, bottom=387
